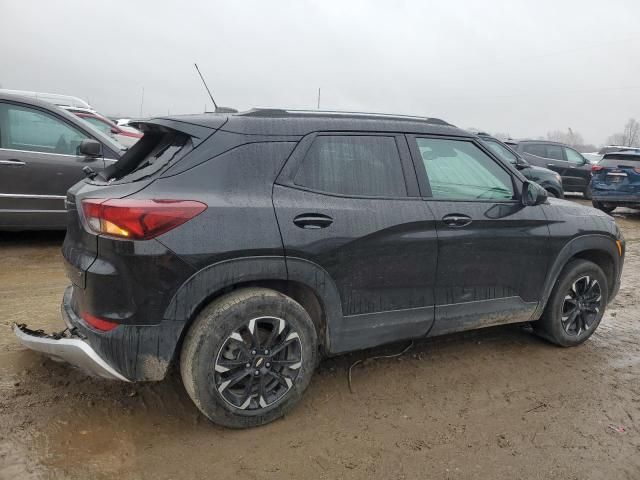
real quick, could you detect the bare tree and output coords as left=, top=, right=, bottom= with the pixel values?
left=546, top=128, right=584, bottom=147
left=623, top=118, right=640, bottom=146
left=492, top=132, right=512, bottom=141
left=606, top=118, right=640, bottom=147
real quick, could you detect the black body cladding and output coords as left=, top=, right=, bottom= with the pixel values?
left=60, top=110, right=624, bottom=381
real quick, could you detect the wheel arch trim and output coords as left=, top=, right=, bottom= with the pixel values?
left=163, top=255, right=345, bottom=352
left=534, top=234, right=621, bottom=318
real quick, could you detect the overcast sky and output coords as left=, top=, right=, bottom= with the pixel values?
left=1, top=0, right=639, bottom=145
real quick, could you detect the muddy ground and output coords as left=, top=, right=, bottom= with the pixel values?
left=1, top=197, right=639, bottom=480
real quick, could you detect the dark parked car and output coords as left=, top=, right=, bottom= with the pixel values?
left=0, top=92, right=123, bottom=230
left=508, top=140, right=593, bottom=198
left=15, top=110, right=624, bottom=428
left=477, top=133, right=564, bottom=198
left=591, top=151, right=640, bottom=213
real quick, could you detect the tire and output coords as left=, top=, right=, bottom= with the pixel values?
left=583, top=184, right=592, bottom=200
left=533, top=259, right=608, bottom=347
left=180, top=288, right=318, bottom=428
left=546, top=189, right=557, bottom=198
left=592, top=200, right=616, bottom=213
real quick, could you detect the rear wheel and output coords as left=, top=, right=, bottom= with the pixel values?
left=533, top=259, right=608, bottom=347
left=592, top=200, right=616, bottom=213
left=583, top=184, right=593, bottom=200
left=180, top=288, right=318, bottom=428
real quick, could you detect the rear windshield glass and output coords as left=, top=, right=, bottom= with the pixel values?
left=601, top=155, right=640, bottom=168
left=102, top=130, right=192, bottom=182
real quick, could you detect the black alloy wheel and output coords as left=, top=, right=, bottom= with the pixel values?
left=214, top=316, right=302, bottom=410
left=560, top=276, right=602, bottom=336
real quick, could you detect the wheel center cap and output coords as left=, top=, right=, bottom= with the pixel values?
left=255, top=357, right=264, bottom=367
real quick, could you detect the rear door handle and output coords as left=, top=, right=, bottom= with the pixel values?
left=547, top=163, right=556, bottom=168
left=293, top=213, right=333, bottom=229
left=0, top=159, right=26, bottom=166
left=442, top=214, right=472, bottom=228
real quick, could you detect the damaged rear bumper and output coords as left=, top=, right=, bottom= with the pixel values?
left=13, top=324, right=130, bottom=381
left=12, top=289, right=130, bottom=381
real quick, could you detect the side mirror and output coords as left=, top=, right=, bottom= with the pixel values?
left=522, top=181, right=548, bottom=206
left=79, top=139, right=102, bottom=157
left=110, top=127, right=119, bottom=135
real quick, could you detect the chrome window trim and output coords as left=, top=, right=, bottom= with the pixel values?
left=0, top=147, right=81, bottom=158
left=0, top=193, right=66, bottom=200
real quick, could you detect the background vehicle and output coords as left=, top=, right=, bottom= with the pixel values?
left=0, top=92, right=123, bottom=230
left=508, top=140, right=593, bottom=198
left=15, top=109, right=624, bottom=428
left=598, top=145, right=640, bottom=155
left=591, top=151, right=640, bottom=213
left=583, top=152, right=603, bottom=164
left=477, top=133, right=564, bottom=197
left=64, top=108, right=142, bottom=148
left=0, top=88, right=95, bottom=111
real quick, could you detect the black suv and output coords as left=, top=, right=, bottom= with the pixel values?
left=15, top=110, right=625, bottom=428
left=509, top=140, right=593, bottom=198
left=477, top=134, right=564, bottom=198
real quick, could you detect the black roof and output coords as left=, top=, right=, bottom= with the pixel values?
left=151, top=108, right=470, bottom=137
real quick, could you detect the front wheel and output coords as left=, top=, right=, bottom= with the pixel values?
left=592, top=200, right=616, bottom=213
left=533, top=259, right=608, bottom=347
left=180, top=288, right=318, bottom=428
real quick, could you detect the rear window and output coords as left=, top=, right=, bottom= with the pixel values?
left=294, top=135, right=407, bottom=197
left=102, top=130, right=192, bottom=182
left=600, top=154, right=640, bottom=168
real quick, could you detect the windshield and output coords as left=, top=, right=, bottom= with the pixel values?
left=480, top=138, right=518, bottom=165
left=81, top=116, right=112, bottom=135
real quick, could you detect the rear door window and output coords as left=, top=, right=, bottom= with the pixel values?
left=546, top=145, right=565, bottom=161
left=294, top=135, right=407, bottom=197
left=414, top=138, right=514, bottom=200
left=522, top=143, right=546, bottom=158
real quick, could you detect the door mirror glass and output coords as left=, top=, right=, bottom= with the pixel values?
left=79, top=138, right=102, bottom=157
left=522, top=181, right=548, bottom=206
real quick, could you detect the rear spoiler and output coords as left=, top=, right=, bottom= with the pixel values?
left=130, top=117, right=227, bottom=148
left=100, top=117, right=227, bottom=181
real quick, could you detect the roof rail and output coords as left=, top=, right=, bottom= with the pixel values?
left=239, top=108, right=453, bottom=126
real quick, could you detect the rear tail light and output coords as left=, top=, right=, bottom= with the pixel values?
left=591, top=165, right=604, bottom=172
left=81, top=199, right=207, bottom=240
left=81, top=311, right=119, bottom=332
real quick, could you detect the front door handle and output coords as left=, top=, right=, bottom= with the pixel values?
left=293, top=213, right=333, bottom=229
left=0, top=159, right=26, bottom=166
left=547, top=163, right=556, bottom=168
left=442, top=214, right=472, bottom=228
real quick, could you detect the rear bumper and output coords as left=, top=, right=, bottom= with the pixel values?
left=12, top=287, right=130, bottom=381
left=13, top=324, right=129, bottom=381
left=592, top=192, right=640, bottom=203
